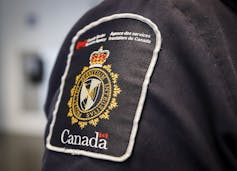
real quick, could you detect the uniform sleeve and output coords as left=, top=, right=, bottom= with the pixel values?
left=43, top=0, right=237, bottom=170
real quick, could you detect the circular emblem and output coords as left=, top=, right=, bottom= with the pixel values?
left=67, top=47, right=121, bottom=129
left=73, top=67, right=112, bottom=120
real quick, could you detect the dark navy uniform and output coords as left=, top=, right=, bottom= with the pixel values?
left=43, top=0, right=237, bottom=170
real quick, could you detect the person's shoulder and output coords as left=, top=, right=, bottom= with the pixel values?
left=79, top=0, right=215, bottom=30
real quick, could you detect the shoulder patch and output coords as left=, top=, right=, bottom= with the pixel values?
left=46, top=13, right=161, bottom=162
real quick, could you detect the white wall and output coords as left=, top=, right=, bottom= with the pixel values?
left=0, top=0, right=103, bottom=136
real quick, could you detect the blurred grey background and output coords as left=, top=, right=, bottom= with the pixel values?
left=0, top=0, right=103, bottom=170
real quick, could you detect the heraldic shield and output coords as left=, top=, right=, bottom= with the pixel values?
left=80, top=78, right=102, bottom=111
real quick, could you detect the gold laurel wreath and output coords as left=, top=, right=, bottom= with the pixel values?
left=67, top=64, right=121, bottom=129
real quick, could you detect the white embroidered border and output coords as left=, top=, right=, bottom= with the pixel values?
left=46, top=13, right=162, bottom=162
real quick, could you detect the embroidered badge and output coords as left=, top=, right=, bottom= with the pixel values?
left=67, top=47, right=121, bottom=129
left=46, top=13, right=161, bottom=162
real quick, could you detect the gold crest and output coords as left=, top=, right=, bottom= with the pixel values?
left=67, top=47, right=121, bottom=129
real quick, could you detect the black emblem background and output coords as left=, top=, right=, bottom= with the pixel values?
left=49, top=17, right=157, bottom=158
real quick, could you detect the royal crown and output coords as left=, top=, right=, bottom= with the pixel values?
left=89, top=46, right=110, bottom=67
